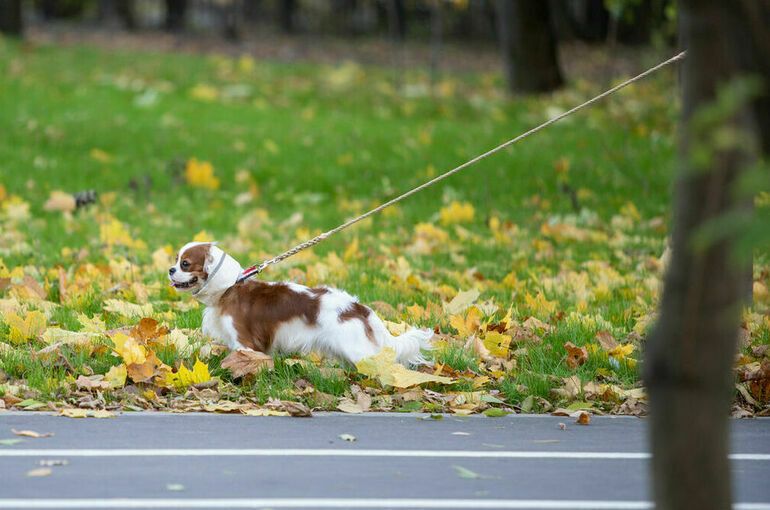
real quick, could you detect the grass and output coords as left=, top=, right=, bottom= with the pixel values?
left=0, top=37, right=767, bottom=415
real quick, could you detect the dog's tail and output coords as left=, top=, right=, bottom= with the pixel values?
left=372, top=317, right=433, bottom=366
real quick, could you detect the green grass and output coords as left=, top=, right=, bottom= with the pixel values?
left=0, top=37, right=767, bottom=414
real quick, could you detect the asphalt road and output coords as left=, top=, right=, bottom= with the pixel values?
left=0, top=412, right=768, bottom=509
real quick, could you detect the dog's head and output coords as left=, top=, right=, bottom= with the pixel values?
left=169, top=242, right=223, bottom=293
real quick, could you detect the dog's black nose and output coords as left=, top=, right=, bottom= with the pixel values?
left=169, top=267, right=176, bottom=275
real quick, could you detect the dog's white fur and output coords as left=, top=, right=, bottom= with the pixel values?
left=170, top=242, right=433, bottom=365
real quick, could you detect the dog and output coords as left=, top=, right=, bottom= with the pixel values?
left=169, top=242, right=433, bottom=366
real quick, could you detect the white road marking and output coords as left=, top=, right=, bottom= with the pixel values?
left=0, top=499, right=767, bottom=509
left=0, top=449, right=768, bottom=460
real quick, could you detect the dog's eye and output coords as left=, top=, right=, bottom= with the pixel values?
left=181, top=260, right=190, bottom=270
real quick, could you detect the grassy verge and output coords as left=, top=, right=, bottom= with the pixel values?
left=0, top=38, right=768, bottom=417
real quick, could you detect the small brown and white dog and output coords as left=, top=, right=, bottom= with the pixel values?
left=169, top=242, right=433, bottom=366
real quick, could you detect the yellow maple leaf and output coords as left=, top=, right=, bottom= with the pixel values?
left=185, top=158, right=220, bottom=190
left=104, top=364, right=127, bottom=389
left=111, top=332, right=147, bottom=366
left=77, top=313, right=106, bottom=333
left=524, top=292, right=557, bottom=319
left=449, top=306, right=482, bottom=338
left=439, top=201, right=475, bottom=225
left=89, top=148, right=112, bottom=163
left=444, top=288, right=480, bottom=315
left=100, top=218, right=134, bottom=247
left=40, top=328, right=98, bottom=346
left=165, top=358, right=212, bottom=389
left=189, top=84, right=219, bottom=102
left=356, top=348, right=453, bottom=388
left=104, top=299, right=153, bottom=319
left=4, top=310, right=46, bottom=343
left=192, top=230, right=213, bottom=242
left=482, top=331, right=512, bottom=358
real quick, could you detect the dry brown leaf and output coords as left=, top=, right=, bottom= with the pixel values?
left=276, top=401, right=312, bottom=417
left=126, top=351, right=164, bottom=383
left=75, top=375, right=110, bottom=391
left=131, top=317, right=170, bottom=343
left=221, top=349, right=274, bottom=378
left=43, top=191, right=76, bottom=213
left=563, top=342, right=588, bottom=369
left=595, top=331, right=619, bottom=351
left=337, top=386, right=372, bottom=414
left=575, top=411, right=591, bottom=425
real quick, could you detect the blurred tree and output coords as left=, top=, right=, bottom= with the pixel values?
left=164, top=0, right=187, bottom=31
left=494, top=0, right=563, bottom=94
left=387, top=0, right=406, bottom=40
left=0, top=0, right=22, bottom=35
left=116, top=0, right=136, bottom=30
left=0, top=0, right=22, bottom=36
left=278, top=0, right=296, bottom=33
left=645, top=1, right=770, bottom=510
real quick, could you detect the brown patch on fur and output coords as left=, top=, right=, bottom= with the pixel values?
left=219, top=281, right=322, bottom=352
left=179, top=244, right=211, bottom=280
left=339, top=302, right=376, bottom=344
left=309, top=287, right=330, bottom=297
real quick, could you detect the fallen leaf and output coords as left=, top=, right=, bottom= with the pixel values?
left=563, top=342, right=588, bottom=369
left=76, top=375, right=110, bottom=391
left=0, top=438, right=24, bottom=446
left=595, top=331, right=619, bottom=351
left=164, top=358, right=211, bottom=389
left=39, top=460, right=68, bottom=467
left=338, top=433, right=357, bottom=442
left=575, top=411, right=591, bottom=425
left=452, top=465, right=481, bottom=479
left=43, top=191, right=76, bottom=213
left=4, top=310, right=47, bottom=343
left=242, top=408, right=290, bottom=417
left=59, top=409, right=115, bottom=419
left=185, top=158, right=220, bottom=190
left=104, top=299, right=153, bottom=319
left=444, top=289, right=480, bottom=315
left=27, top=467, right=52, bottom=477
left=439, top=201, right=475, bottom=225
left=104, top=364, right=127, bottom=389
left=11, top=429, right=53, bottom=438
left=221, top=349, right=274, bottom=378
left=356, top=348, right=453, bottom=388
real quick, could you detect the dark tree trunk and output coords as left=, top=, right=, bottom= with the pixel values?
left=222, top=0, right=242, bottom=41
left=387, top=0, right=406, bottom=41
left=494, top=0, right=563, bottom=94
left=278, top=0, right=296, bottom=34
left=0, top=0, right=22, bottom=37
left=568, top=0, right=609, bottom=42
left=644, top=1, right=770, bottom=510
left=116, top=0, right=136, bottom=30
left=164, top=0, right=187, bottom=31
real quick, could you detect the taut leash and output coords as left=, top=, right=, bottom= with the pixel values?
left=236, top=51, right=686, bottom=284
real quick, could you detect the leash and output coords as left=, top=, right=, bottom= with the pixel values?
left=236, top=51, right=686, bottom=284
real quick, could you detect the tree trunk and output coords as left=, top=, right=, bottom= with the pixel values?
left=644, top=1, right=770, bottom=510
left=116, top=0, right=137, bottom=30
left=494, top=0, right=563, bottom=94
left=0, top=0, right=22, bottom=36
left=278, top=0, right=296, bottom=34
left=164, top=0, right=187, bottom=31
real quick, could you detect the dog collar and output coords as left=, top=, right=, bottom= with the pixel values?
left=192, top=251, right=227, bottom=296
